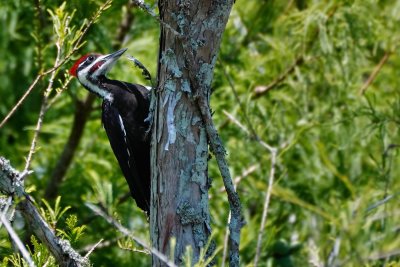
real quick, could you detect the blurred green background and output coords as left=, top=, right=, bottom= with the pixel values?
left=1, top=0, right=400, bottom=266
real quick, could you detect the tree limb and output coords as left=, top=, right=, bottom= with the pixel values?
left=196, top=96, right=244, bottom=267
left=0, top=157, right=89, bottom=267
left=86, top=203, right=177, bottom=267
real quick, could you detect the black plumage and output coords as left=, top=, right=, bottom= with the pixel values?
left=101, top=80, right=150, bottom=213
left=70, top=49, right=151, bottom=214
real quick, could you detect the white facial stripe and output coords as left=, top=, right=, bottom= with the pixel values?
left=77, top=56, right=113, bottom=101
left=92, top=55, right=109, bottom=77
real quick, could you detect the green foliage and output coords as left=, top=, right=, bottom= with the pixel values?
left=57, top=214, right=86, bottom=243
left=1, top=0, right=400, bottom=266
left=40, top=196, right=71, bottom=228
left=29, top=236, right=56, bottom=267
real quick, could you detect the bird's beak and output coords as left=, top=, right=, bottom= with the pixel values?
left=104, top=48, right=128, bottom=61
left=98, top=48, right=128, bottom=75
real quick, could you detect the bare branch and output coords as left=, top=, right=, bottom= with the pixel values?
left=219, top=61, right=278, bottom=266
left=359, top=51, right=391, bottom=95
left=132, top=0, right=181, bottom=36
left=251, top=4, right=339, bottom=99
left=254, top=147, right=277, bottom=267
left=83, top=239, right=104, bottom=258
left=221, top=164, right=258, bottom=267
left=252, top=56, right=304, bottom=98
left=219, top=163, right=259, bottom=193
left=86, top=203, right=177, bottom=267
left=197, top=96, right=243, bottom=267
left=24, top=40, right=62, bottom=173
left=80, top=238, right=119, bottom=254
left=0, top=196, right=12, bottom=229
left=1, top=211, right=35, bottom=267
left=0, top=75, right=42, bottom=129
left=222, top=111, right=278, bottom=266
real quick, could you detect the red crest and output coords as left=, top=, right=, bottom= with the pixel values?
left=69, top=54, right=91, bottom=77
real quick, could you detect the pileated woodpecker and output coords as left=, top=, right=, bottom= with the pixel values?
left=70, top=48, right=150, bottom=214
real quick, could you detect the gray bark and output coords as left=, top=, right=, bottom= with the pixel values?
left=150, top=0, right=239, bottom=266
left=0, top=157, right=88, bottom=267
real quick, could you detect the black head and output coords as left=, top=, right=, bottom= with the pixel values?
left=70, top=48, right=127, bottom=99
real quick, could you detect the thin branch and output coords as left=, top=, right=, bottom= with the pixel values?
left=24, top=40, right=62, bottom=173
left=46, top=76, right=73, bottom=109
left=221, top=212, right=230, bottom=267
left=254, top=146, right=277, bottom=267
left=252, top=56, right=304, bottom=98
left=251, top=4, right=339, bottom=99
left=197, top=96, right=243, bottom=267
left=0, top=196, right=13, bottom=229
left=1, top=211, right=35, bottom=267
left=83, top=239, right=104, bottom=258
left=359, top=51, right=391, bottom=95
left=80, top=237, right=120, bottom=254
left=219, top=164, right=259, bottom=193
left=367, top=249, right=400, bottom=261
left=219, top=60, right=278, bottom=266
left=223, top=111, right=277, bottom=267
left=85, top=203, right=177, bottom=267
left=132, top=0, right=181, bottom=36
left=221, top=164, right=258, bottom=267
left=0, top=75, right=42, bottom=129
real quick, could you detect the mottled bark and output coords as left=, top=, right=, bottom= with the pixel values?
left=151, top=0, right=237, bottom=266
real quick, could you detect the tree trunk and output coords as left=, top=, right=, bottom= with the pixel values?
left=150, top=0, right=235, bottom=266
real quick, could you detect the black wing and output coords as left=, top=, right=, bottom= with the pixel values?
left=102, top=100, right=150, bottom=214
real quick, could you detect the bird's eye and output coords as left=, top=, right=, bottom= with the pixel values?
left=87, top=55, right=95, bottom=63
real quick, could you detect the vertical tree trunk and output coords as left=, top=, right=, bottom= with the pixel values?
left=150, top=0, right=235, bottom=266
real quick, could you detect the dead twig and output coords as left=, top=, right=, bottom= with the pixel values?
left=132, top=0, right=181, bottom=36
left=254, top=146, right=277, bottom=266
left=83, top=239, right=104, bottom=258
left=252, top=56, right=304, bottom=98
left=85, top=203, right=177, bottom=267
left=24, top=38, right=62, bottom=173
left=359, top=51, right=391, bottom=95
left=218, top=60, right=278, bottom=267
left=219, top=164, right=259, bottom=193
left=220, top=164, right=258, bottom=267
left=223, top=111, right=277, bottom=267
left=0, top=75, right=42, bottom=129
left=1, top=211, right=35, bottom=267
left=251, top=4, right=339, bottom=99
